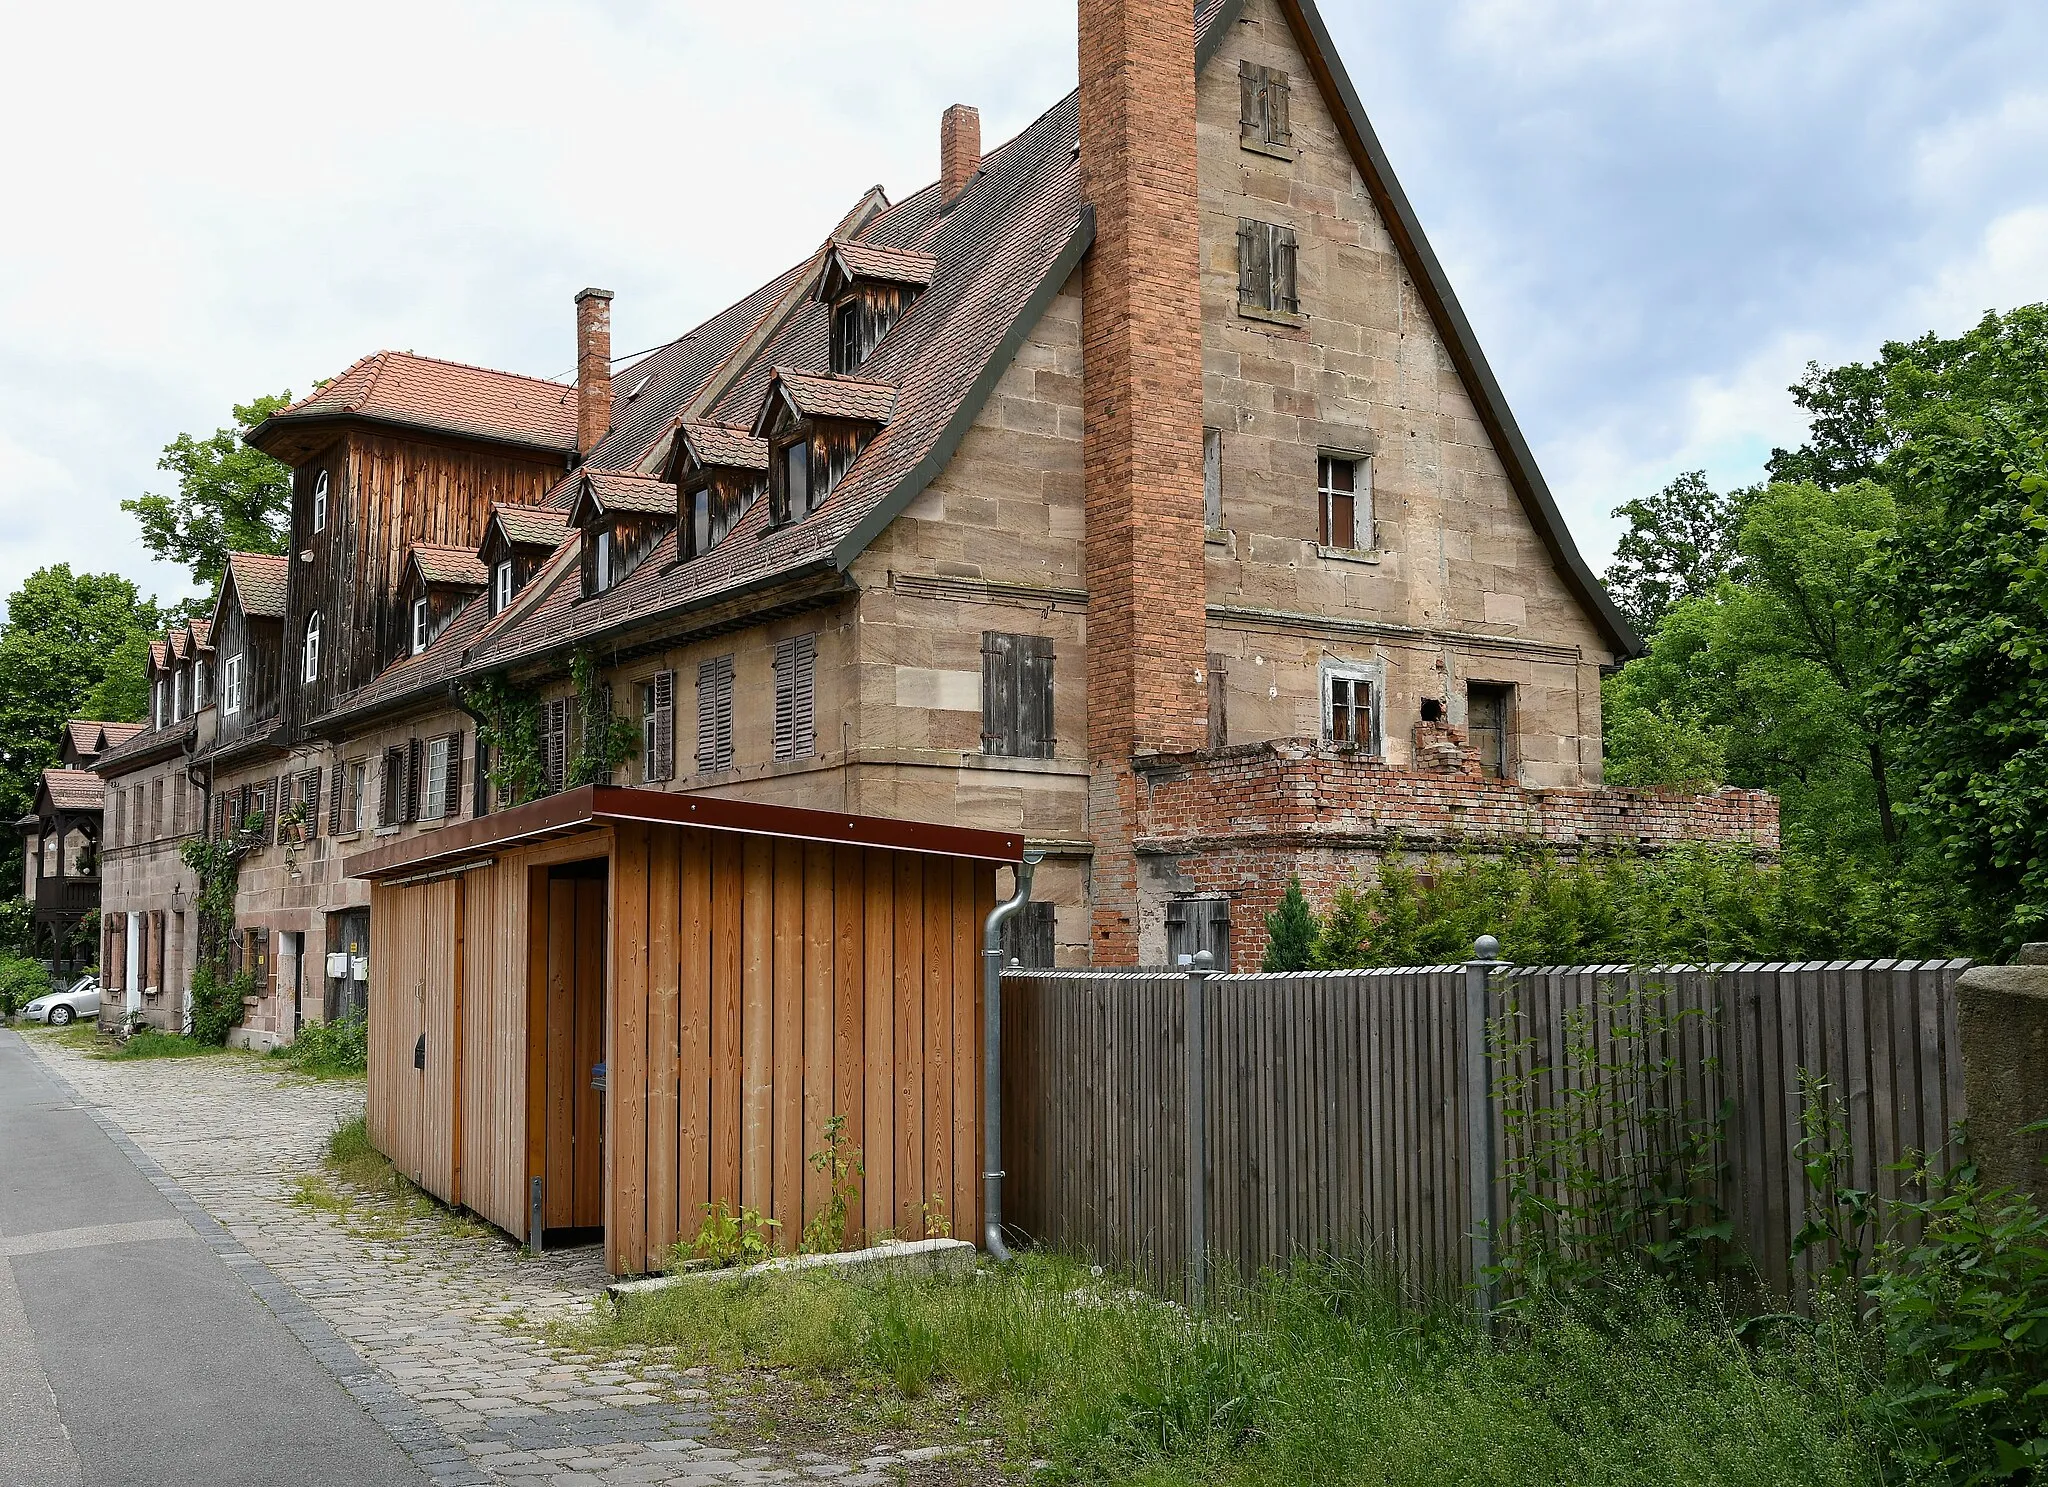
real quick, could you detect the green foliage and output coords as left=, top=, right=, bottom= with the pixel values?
left=120, top=392, right=294, bottom=590
left=80, top=629, right=154, bottom=723
left=1260, top=878, right=1317, bottom=972
left=1298, top=845, right=1963, bottom=969
left=800, top=1114, right=867, bottom=1255
left=179, top=833, right=245, bottom=977
left=1866, top=1145, right=2048, bottom=1482
left=0, top=565, right=162, bottom=822
left=187, top=965, right=252, bottom=1047
left=678, top=1200, right=782, bottom=1270
left=570, top=1255, right=1894, bottom=1486
left=0, top=898, right=33, bottom=961
left=271, top=1017, right=368, bottom=1078
left=1601, top=697, right=1727, bottom=792
left=98, top=1029, right=224, bottom=1062
left=1604, top=470, right=1752, bottom=636
left=0, top=953, right=53, bottom=1017
left=567, top=647, right=639, bottom=787
left=462, top=673, right=545, bottom=805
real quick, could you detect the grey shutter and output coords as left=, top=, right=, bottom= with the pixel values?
left=1239, top=59, right=1261, bottom=141
left=1237, top=219, right=1264, bottom=308
left=1275, top=227, right=1299, bottom=314
left=327, top=764, right=343, bottom=835
left=405, top=738, right=422, bottom=823
left=541, top=698, right=568, bottom=792
left=1270, top=71, right=1292, bottom=144
left=444, top=732, right=463, bottom=818
left=715, top=660, right=733, bottom=770
left=697, top=657, right=734, bottom=772
left=653, top=670, right=675, bottom=781
left=1207, top=653, right=1229, bottom=749
left=307, top=768, right=323, bottom=838
left=773, top=641, right=794, bottom=760
left=981, top=632, right=1015, bottom=756
left=792, top=635, right=815, bottom=757
left=473, top=743, right=493, bottom=817
left=1203, top=428, right=1222, bottom=528
left=1020, top=636, right=1055, bottom=759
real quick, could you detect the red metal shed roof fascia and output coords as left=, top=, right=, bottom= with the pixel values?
left=344, top=784, right=1023, bottom=881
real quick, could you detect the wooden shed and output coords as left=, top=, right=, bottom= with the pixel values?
left=346, top=785, right=1018, bottom=1277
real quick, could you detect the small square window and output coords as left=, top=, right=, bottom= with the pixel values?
left=1324, top=665, right=1378, bottom=751
left=1318, top=454, right=1372, bottom=550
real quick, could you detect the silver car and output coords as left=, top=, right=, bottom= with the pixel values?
left=20, top=975, right=101, bottom=1026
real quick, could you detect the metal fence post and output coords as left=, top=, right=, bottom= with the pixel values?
left=1464, top=934, right=1502, bottom=1333
left=1184, top=949, right=1214, bottom=1311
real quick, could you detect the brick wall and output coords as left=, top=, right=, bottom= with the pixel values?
left=1130, top=738, right=1780, bottom=966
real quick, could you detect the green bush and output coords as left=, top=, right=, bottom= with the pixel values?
left=1260, top=878, right=1317, bottom=972
left=188, top=966, right=252, bottom=1046
left=272, top=1016, right=367, bottom=1077
left=0, top=953, right=53, bottom=1018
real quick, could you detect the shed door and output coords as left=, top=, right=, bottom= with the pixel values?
left=539, top=862, right=607, bottom=1238
left=367, top=878, right=462, bottom=1204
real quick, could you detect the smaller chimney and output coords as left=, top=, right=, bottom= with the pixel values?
left=575, top=287, right=614, bottom=456
left=940, top=104, right=981, bottom=206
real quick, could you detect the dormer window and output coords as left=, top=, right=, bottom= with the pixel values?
left=778, top=439, right=814, bottom=524
left=303, top=612, right=322, bottom=683
left=493, top=560, right=514, bottom=615
left=411, top=597, right=429, bottom=655
left=671, top=423, right=767, bottom=562
left=224, top=655, right=243, bottom=716
left=173, top=669, right=186, bottom=722
left=312, top=469, right=328, bottom=534
left=569, top=471, right=677, bottom=599
left=830, top=299, right=866, bottom=375
left=592, top=530, right=614, bottom=593
left=753, top=370, right=894, bottom=530
left=818, top=240, right=934, bottom=376
left=480, top=505, right=571, bottom=618
left=154, top=678, right=166, bottom=729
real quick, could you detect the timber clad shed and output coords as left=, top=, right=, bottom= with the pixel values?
left=346, top=785, right=1017, bottom=1277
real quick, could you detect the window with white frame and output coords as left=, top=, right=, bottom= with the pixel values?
left=493, top=560, right=513, bottom=615
left=173, top=668, right=186, bottom=722
left=223, top=655, right=242, bottom=716
left=312, top=469, right=328, bottom=534
left=1318, top=453, right=1371, bottom=551
left=421, top=736, right=451, bottom=822
left=411, top=597, right=429, bottom=655
left=154, top=678, right=166, bottom=729
left=1322, top=661, right=1379, bottom=752
left=302, top=612, right=321, bottom=684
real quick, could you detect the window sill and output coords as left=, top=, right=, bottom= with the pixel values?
left=1239, top=136, right=1299, bottom=163
left=1204, top=527, right=1232, bottom=547
left=1236, top=302, right=1307, bottom=330
left=373, top=826, right=401, bottom=839
left=1316, top=544, right=1383, bottom=567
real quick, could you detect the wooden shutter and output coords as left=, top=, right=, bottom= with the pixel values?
left=651, top=670, right=675, bottom=782
left=307, top=768, right=322, bottom=838
left=327, top=765, right=344, bottom=835
left=697, top=657, right=734, bottom=772
left=1019, top=636, right=1055, bottom=759
left=443, top=732, right=463, bottom=818
left=473, top=742, right=492, bottom=818
left=1239, top=59, right=1261, bottom=140
left=773, top=636, right=815, bottom=760
left=981, top=632, right=1015, bottom=756
left=793, top=637, right=814, bottom=757
left=1275, top=227, right=1299, bottom=314
left=150, top=910, right=165, bottom=991
left=1000, top=900, right=1056, bottom=970
left=1237, top=219, right=1264, bottom=307
left=404, top=738, right=422, bottom=823
left=1207, top=653, right=1229, bottom=749
left=1270, top=71, right=1291, bottom=144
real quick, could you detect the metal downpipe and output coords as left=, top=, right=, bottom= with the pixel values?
left=981, top=851, right=1041, bottom=1263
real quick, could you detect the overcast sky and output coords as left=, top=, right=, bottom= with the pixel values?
left=3, top=0, right=2045, bottom=617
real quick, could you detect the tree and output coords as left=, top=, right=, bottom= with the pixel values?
left=1602, top=471, right=1751, bottom=636
left=80, top=630, right=153, bottom=723
left=0, top=566, right=160, bottom=823
left=1261, top=878, right=1317, bottom=971
left=121, top=392, right=294, bottom=590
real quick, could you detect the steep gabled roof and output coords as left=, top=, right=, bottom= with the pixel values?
left=246, top=350, right=578, bottom=459
left=753, top=368, right=898, bottom=432
left=406, top=544, right=490, bottom=590
left=571, top=470, right=678, bottom=521
left=821, top=240, right=938, bottom=295
left=222, top=552, right=290, bottom=620
left=39, top=768, right=104, bottom=814
left=489, top=504, right=573, bottom=551
left=187, top=618, right=213, bottom=651
left=678, top=423, right=769, bottom=474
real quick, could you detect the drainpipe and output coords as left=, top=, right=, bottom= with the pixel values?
left=981, top=850, right=1042, bottom=1263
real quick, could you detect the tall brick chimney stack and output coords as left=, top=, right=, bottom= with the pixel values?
left=575, top=287, right=614, bottom=457
left=1078, top=0, right=1209, bottom=961
left=940, top=104, right=982, bottom=206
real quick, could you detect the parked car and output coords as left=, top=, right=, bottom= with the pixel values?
left=20, top=975, right=100, bottom=1026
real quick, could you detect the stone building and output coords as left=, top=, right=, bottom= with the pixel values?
left=96, top=0, right=1775, bottom=1040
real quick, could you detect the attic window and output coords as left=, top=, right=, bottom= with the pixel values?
left=492, top=560, right=513, bottom=615
left=411, top=597, right=429, bottom=655
left=624, top=375, right=651, bottom=401
left=1239, top=61, right=1293, bottom=153
left=312, top=469, right=328, bottom=534
left=1238, top=219, right=1300, bottom=320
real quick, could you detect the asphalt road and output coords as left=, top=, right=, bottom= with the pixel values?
left=0, top=1031, right=427, bottom=1487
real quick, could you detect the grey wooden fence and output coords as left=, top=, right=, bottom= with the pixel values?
left=1000, top=959, right=1971, bottom=1304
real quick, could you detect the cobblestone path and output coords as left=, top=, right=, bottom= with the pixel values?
left=20, top=1037, right=933, bottom=1487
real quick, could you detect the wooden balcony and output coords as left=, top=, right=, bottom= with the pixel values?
left=34, top=875, right=99, bottom=919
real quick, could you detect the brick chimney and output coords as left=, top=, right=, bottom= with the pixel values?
left=575, top=287, right=614, bottom=457
left=941, top=104, right=982, bottom=205
left=1078, top=0, right=1209, bottom=961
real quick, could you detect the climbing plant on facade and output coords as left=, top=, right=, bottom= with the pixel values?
left=462, top=673, right=545, bottom=806
left=567, top=646, right=639, bottom=787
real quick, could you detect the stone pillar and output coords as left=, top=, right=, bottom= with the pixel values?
left=1956, top=945, right=2048, bottom=1201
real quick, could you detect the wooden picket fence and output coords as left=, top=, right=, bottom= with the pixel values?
left=1000, top=959, right=1971, bottom=1304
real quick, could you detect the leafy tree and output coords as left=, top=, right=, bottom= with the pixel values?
left=1261, top=878, right=1317, bottom=971
left=0, top=566, right=160, bottom=823
left=121, top=392, right=294, bottom=590
left=1602, top=471, right=1751, bottom=636
left=80, top=630, right=153, bottom=723
left=1600, top=698, right=1726, bottom=793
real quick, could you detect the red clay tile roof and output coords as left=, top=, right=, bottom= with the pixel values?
left=93, top=717, right=196, bottom=775
left=40, top=768, right=103, bottom=813
left=149, top=640, right=169, bottom=671
left=680, top=423, right=770, bottom=473
left=166, top=629, right=190, bottom=663
left=576, top=471, right=678, bottom=518
left=757, top=368, right=897, bottom=429
left=187, top=618, right=213, bottom=650
left=254, top=351, right=578, bottom=454
left=491, top=505, right=572, bottom=549
left=408, top=544, right=490, bottom=588
left=225, top=552, right=290, bottom=620
left=65, top=720, right=141, bottom=757
left=825, top=240, right=937, bottom=290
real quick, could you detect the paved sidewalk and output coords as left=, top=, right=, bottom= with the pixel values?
left=16, top=1035, right=939, bottom=1487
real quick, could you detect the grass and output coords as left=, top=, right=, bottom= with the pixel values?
left=295, top=1114, right=496, bottom=1246
left=19, top=1021, right=233, bottom=1061
left=268, top=1017, right=367, bottom=1079
left=562, top=1255, right=1920, bottom=1487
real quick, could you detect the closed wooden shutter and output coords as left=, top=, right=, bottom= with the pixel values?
left=150, top=910, right=165, bottom=991
left=1000, top=900, right=1056, bottom=970
left=1019, top=635, right=1055, bottom=759
left=1207, top=653, right=1229, bottom=749
left=982, top=633, right=1054, bottom=759
left=1237, top=219, right=1264, bottom=307
left=1275, top=227, right=1299, bottom=314
left=306, top=768, right=323, bottom=838
left=772, top=635, right=815, bottom=760
left=327, top=765, right=344, bottom=835
left=696, top=657, right=734, bottom=772
left=443, top=732, right=463, bottom=818
left=981, top=632, right=1015, bottom=756
left=541, top=698, right=569, bottom=792
left=1166, top=898, right=1233, bottom=972
left=1239, top=59, right=1261, bottom=140
left=472, top=742, right=492, bottom=818
left=405, top=738, right=422, bottom=823
left=651, top=670, right=675, bottom=782
left=1270, top=71, right=1291, bottom=144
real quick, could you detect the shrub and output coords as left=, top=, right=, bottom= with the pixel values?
left=188, top=965, right=252, bottom=1046
left=273, top=1016, right=367, bottom=1078
left=0, top=953, right=54, bottom=1017
left=1261, top=878, right=1317, bottom=972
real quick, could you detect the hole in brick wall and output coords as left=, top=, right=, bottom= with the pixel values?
left=1420, top=698, right=1443, bottom=722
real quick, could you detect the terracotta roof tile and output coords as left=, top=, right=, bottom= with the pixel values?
left=88, top=717, right=192, bottom=774
left=760, top=368, right=897, bottom=428
left=578, top=470, right=678, bottom=517
left=149, top=640, right=169, bottom=671
left=100, top=723, right=145, bottom=750
left=260, top=351, right=577, bottom=453
left=826, top=240, right=937, bottom=289
left=41, top=768, right=103, bottom=813
left=680, top=423, right=770, bottom=473
left=226, top=552, right=290, bottom=619
left=491, top=505, right=572, bottom=549
left=187, top=618, right=213, bottom=650
left=409, top=544, right=490, bottom=588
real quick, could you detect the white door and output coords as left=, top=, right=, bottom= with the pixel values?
left=125, top=912, right=142, bottom=1012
